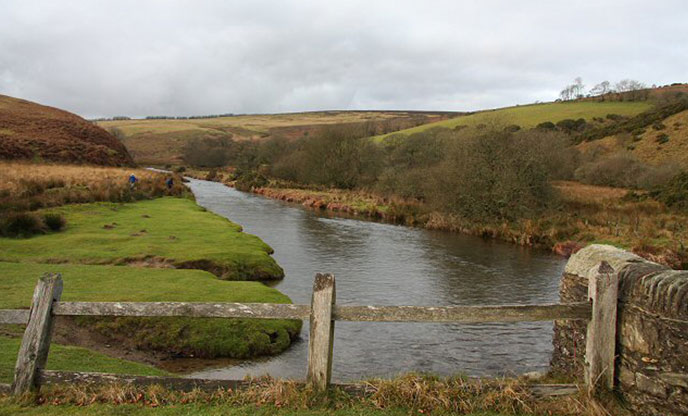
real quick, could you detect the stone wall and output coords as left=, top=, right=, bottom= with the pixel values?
left=551, top=244, right=688, bottom=416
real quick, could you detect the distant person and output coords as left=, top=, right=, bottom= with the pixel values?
left=166, top=177, right=174, bottom=190
left=128, top=174, right=137, bottom=189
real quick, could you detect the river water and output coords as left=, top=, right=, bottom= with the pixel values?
left=184, top=178, right=566, bottom=382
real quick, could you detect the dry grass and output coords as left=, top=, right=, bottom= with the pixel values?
left=576, top=109, right=688, bottom=169
left=3, top=374, right=631, bottom=416
left=553, top=181, right=628, bottom=203
left=0, top=161, right=186, bottom=213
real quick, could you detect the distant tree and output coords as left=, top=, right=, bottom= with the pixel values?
left=573, top=77, right=585, bottom=98
left=559, top=85, right=574, bottom=101
left=590, top=81, right=611, bottom=96
left=559, top=77, right=585, bottom=101
left=615, top=79, right=645, bottom=92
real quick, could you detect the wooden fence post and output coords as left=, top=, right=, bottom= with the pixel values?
left=585, top=261, right=618, bottom=395
left=307, top=273, right=335, bottom=393
left=12, top=273, right=63, bottom=395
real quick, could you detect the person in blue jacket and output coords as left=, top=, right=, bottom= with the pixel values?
left=129, top=174, right=137, bottom=189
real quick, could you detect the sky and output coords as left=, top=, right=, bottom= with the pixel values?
left=1, top=0, right=687, bottom=118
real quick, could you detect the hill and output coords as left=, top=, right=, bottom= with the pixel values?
left=0, top=94, right=133, bottom=166
left=97, top=110, right=457, bottom=165
left=374, top=101, right=653, bottom=140
left=577, top=108, right=688, bottom=168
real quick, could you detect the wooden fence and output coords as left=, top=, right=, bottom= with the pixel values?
left=0, top=261, right=619, bottom=397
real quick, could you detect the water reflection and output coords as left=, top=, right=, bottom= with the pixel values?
left=185, top=178, right=565, bottom=381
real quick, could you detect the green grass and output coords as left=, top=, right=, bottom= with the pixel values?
left=374, top=101, right=653, bottom=140
left=0, top=197, right=283, bottom=280
left=0, top=261, right=301, bottom=359
left=0, top=262, right=292, bottom=309
left=0, top=336, right=169, bottom=384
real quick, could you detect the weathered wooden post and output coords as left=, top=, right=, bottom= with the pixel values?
left=12, top=273, right=63, bottom=395
left=306, top=273, right=335, bottom=393
left=585, top=261, right=618, bottom=395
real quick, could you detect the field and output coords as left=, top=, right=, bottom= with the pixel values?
left=97, top=111, right=455, bottom=165
left=374, top=101, right=653, bottom=140
left=0, top=197, right=284, bottom=280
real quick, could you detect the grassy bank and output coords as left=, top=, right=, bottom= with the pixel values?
left=242, top=181, right=687, bottom=268
left=0, top=336, right=169, bottom=384
left=0, top=197, right=284, bottom=280
left=0, top=261, right=301, bottom=359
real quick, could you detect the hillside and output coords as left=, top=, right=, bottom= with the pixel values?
left=0, top=94, right=133, bottom=166
left=97, top=110, right=456, bottom=165
left=577, top=108, right=688, bottom=168
left=375, top=101, right=653, bottom=140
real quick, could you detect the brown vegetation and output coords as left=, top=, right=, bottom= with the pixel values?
left=9, top=374, right=631, bottom=416
left=0, top=161, right=185, bottom=214
left=0, top=94, right=133, bottom=166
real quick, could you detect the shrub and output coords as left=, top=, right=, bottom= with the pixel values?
left=504, top=124, right=521, bottom=132
left=536, top=121, right=556, bottom=130
left=574, top=152, right=647, bottom=188
left=652, top=121, right=666, bottom=131
left=1, top=212, right=45, bottom=237
left=43, top=213, right=66, bottom=231
left=235, top=171, right=268, bottom=192
left=606, top=113, right=623, bottom=121
left=556, top=118, right=587, bottom=132
left=426, top=126, right=555, bottom=221
left=651, top=171, right=688, bottom=211
left=656, top=133, right=669, bottom=144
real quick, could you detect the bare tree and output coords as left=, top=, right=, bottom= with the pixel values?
left=573, top=77, right=585, bottom=98
left=590, top=80, right=611, bottom=96
left=615, top=79, right=645, bottom=92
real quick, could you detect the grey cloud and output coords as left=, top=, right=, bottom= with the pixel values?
left=0, top=0, right=686, bottom=117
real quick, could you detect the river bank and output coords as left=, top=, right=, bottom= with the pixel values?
left=0, top=163, right=302, bottom=379
left=185, top=169, right=688, bottom=269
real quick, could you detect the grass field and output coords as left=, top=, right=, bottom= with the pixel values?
left=0, top=336, right=169, bottom=384
left=374, top=101, right=653, bottom=140
left=0, top=260, right=300, bottom=360
left=0, top=197, right=283, bottom=280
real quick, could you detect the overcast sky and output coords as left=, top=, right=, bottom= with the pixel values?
left=1, top=0, right=686, bottom=118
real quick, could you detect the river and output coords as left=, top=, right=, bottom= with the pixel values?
left=184, top=178, right=566, bottom=382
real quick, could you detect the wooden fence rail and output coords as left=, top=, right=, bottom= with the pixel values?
left=1, top=261, right=618, bottom=397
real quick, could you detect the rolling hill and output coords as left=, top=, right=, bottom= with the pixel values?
left=97, top=110, right=457, bottom=165
left=374, top=101, right=653, bottom=140
left=0, top=94, right=133, bottom=166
